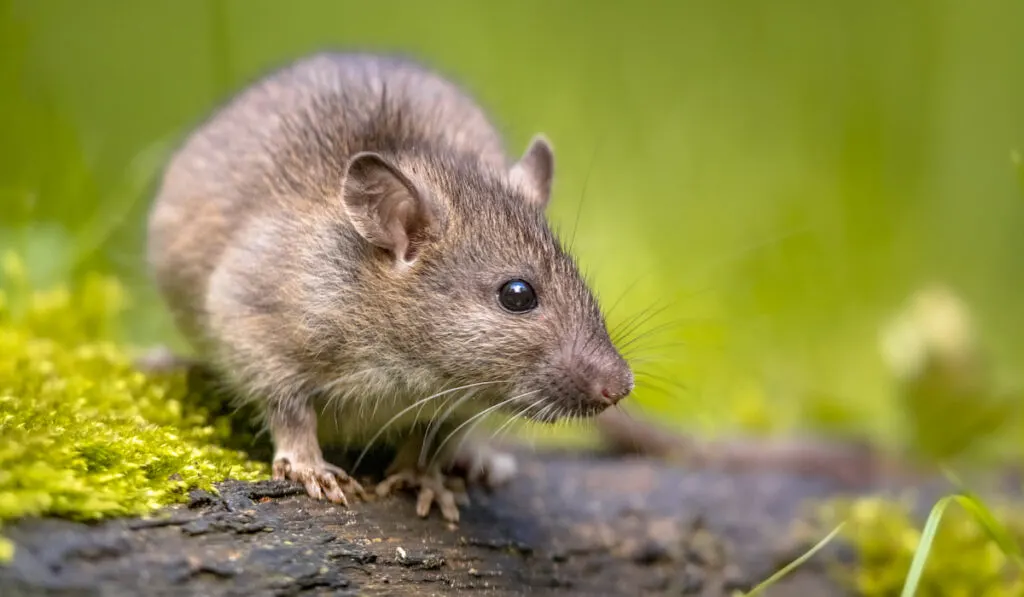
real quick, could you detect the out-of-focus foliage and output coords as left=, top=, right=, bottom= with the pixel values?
left=3, top=0, right=1023, bottom=451
left=879, top=285, right=1021, bottom=464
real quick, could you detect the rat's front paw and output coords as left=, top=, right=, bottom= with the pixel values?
left=448, top=442, right=518, bottom=490
left=272, top=456, right=366, bottom=507
left=375, top=468, right=467, bottom=523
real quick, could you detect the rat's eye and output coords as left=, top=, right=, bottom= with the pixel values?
left=498, top=279, right=537, bottom=313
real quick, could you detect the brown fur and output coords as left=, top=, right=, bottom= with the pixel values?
left=147, top=52, right=633, bottom=515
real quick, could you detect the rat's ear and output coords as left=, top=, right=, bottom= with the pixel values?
left=509, top=134, right=554, bottom=209
left=342, top=152, right=440, bottom=266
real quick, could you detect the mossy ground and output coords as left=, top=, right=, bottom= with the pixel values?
left=0, top=252, right=266, bottom=560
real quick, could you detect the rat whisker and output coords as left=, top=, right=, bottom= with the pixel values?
left=621, top=340, right=695, bottom=358
left=633, top=370, right=689, bottom=394
left=611, top=224, right=815, bottom=340
left=632, top=373, right=674, bottom=391
left=536, top=402, right=557, bottom=424
left=351, top=379, right=509, bottom=473
left=624, top=339, right=729, bottom=369
left=556, top=405, right=571, bottom=429
left=633, top=378, right=679, bottom=399
left=624, top=356, right=665, bottom=367
left=419, top=386, right=486, bottom=469
left=431, top=392, right=530, bottom=463
left=614, top=306, right=681, bottom=347
left=418, top=391, right=458, bottom=442
left=610, top=301, right=674, bottom=346
left=616, top=316, right=703, bottom=351
left=609, top=277, right=749, bottom=346
left=428, top=390, right=540, bottom=470
left=625, top=317, right=722, bottom=346
left=411, top=383, right=448, bottom=428
left=618, top=394, right=654, bottom=417
left=488, top=399, right=543, bottom=442
left=515, top=409, right=544, bottom=446
left=602, top=271, right=650, bottom=321
left=496, top=400, right=547, bottom=442
left=608, top=304, right=660, bottom=343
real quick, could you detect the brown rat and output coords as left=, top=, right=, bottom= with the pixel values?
left=146, top=52, right=634, bottom=522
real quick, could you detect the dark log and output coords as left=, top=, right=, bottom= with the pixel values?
left=0, top=439, right=984, bottom=597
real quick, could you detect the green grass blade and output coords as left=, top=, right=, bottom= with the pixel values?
left=940, top=467, right=1024, bottom=571
left=739, top=522, right=845, bottom=597
left=900, top=490, right=1024, bottom=596
left=900, top=495, right=954, bottom=597
left=951, top=494, right=1024, bottom=570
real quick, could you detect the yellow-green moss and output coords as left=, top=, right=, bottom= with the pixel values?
left=814, top=495, right=1024, bottom=596
left=0, top=252, right=266, bottom=560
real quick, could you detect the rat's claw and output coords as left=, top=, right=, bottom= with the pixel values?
left=272, top=457, right=364, bottom=508
left=373, top=469, right=409, bottom=497
left=271, top=456, right=291, bottom=480
left=376, top=469, right=464, bottom=523
left=415, top=485, right=435, bottom=518
left=323, top=462, right=368, bottom=500
left=315, top=471, right=345, bottom=506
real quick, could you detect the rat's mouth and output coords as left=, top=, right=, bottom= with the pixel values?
left=506, top=396, right=611, bottom=424
left=488, top=373, right=620, bottom=424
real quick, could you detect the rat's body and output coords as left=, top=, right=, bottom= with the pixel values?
left=147, top=52, right=633, bottom=521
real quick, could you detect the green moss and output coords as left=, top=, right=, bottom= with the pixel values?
left=814, top=495, right=1024, bottom=596
left=0, top=252, right=266, bottom=560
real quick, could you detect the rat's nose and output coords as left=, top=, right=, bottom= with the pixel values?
left=564, top=335, right=634, bottom=407
left=592, top=371, right=633, bottom=405
left=579, top=359, right=634, bottom=406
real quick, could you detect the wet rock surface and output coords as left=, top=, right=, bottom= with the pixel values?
left=0, top=448, right=977, bottom=597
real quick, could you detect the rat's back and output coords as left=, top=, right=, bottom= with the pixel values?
left=147, top=52, right=508, bottom=349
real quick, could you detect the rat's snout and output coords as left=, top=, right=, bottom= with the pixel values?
left=595, top=370, right=634, bottom=405
left=566, top=346, right=635, bottom=408
left=592, top=362, right=635, bottom=406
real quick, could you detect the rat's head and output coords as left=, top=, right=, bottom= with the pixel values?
left=339, top=135, right=633, bottom=421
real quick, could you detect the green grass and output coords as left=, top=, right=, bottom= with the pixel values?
left=739, top=522, right=847, bottom=596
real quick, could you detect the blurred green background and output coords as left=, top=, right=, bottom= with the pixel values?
left=2, top=0, right=1022, bottom=451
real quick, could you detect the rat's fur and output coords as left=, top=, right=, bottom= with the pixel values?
left=147, top=52, right=633, bottom=519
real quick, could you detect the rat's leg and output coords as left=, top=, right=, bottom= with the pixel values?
left=269, top=399, right=366, bottom=507
left=375, top=423, right=519, bottom=522
left=375, top=426, right=469, bottom=523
